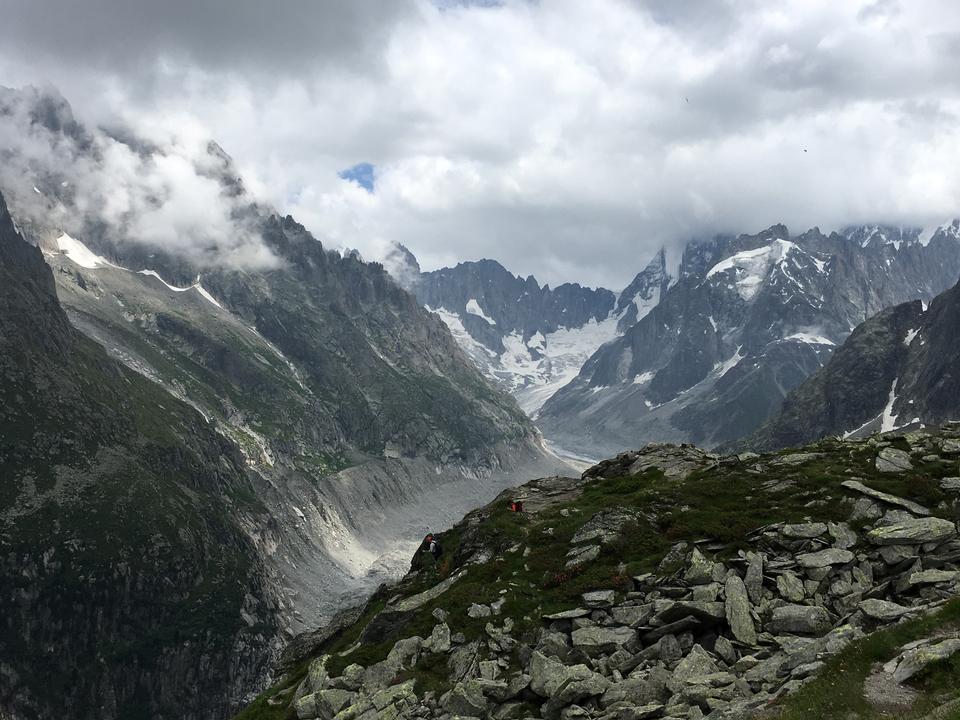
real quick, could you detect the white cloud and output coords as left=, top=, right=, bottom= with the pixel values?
left=1, top=0, right=960, bottom=287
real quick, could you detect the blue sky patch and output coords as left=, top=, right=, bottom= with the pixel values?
left=338, top=162, right=375, bottom=192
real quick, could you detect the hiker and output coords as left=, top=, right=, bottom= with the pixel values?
left=422, top=533, right=443, bottom=567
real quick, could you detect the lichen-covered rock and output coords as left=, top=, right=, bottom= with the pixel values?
left=797, top=548, right=855, bottom=568
left=724, top=575, right=757, bottom=646
left=767, top=605, right=832, bottom=636
left=866, top=518, right=956, bottom=545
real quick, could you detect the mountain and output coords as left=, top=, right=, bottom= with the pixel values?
left=0, top=189, right=281, bottom=719
left=0, top=86, right=570, bottom=718
left=537, top=223, right=960, bottom=459
left=744, top=266, right=960, bottom=450
left=238, top=426, right=960, bottom=720
left=406, top=253, right=623, bottom=414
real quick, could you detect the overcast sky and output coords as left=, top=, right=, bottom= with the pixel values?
left=1, top=0, right=959, bottom=287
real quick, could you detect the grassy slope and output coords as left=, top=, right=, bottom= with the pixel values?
left=235, top=433, right=960, bottom=719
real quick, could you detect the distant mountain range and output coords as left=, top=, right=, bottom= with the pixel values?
left=389, top=221, right=960, bottom=461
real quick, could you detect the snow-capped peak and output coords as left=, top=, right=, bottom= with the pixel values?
left=703, top=239, right=798, bottom=301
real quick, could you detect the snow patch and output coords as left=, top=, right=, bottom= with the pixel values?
left=712, top=346, right=744, bottom=378
left=465, top=298, right=496, bottom=325
left=783, top=332, right=835, bottom=346
left=632, top=371, right=655, bottom=385
left=57, top=233, right=115, bottom=269
left=880, top=379, right=900, bottom=433
left=703, top=240, right=798, bottom=301
left=137, top=270, right=223, bottom=309
left=904, top=328, right=919, bottom=346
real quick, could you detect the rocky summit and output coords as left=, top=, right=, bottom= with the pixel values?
left=240, top=423, right=960, bottom=720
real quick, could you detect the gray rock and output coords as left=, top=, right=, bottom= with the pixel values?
left=426, top=622, right=451, bottom=653
left=866, top=517, right=956, bottom=545
left=745, top=552, right=764, bottom=604
left=566, top=544, right=601, bottom=567
left=776, top=571, right=806, bottom=602
left=610, top=605, right=653, bottom=627
left=468, top=603, right=492, bottom=618
left=767, top=604, right=832, bottom=636
left=828, top=522, right=858, bottom=550
left=340, top=664, right=365, bottom=691
left=876, top=447, right=914, bottom=473
left=668, top=644, right=720, bottom=692
left=659, top=541, right=690, bottom=572
left=571, top=507, right=643, bottom=545
left=774, top=452, right=824, bottom=466
left=841, top=480, right=930, bottom=516
left=654, top=600, right=726, bottom=626
left=891, top=639, right=960, bottom=682
left=940, top=477, right=960, bottom=492
left=443, top=679, right=488, bottom=716
left=714, top=636, right=737, bottom=665
left=543, top=608, right=591, bottom=620
left=571, top=626, right=637, bottom=656
left=724, top=575, right=757, bottom=646
left=782, top=522, right=828, bottom=539
left=796, top=548, right=854, bottom=568
left=858, top=599, right=914, bottom=621
left=432, top=607, right=449, bottom=623
left=391, top=570, right=468, bottom=612
left=878, top=544, right=917, bottom=564
left=582, top=590, right=616, bottom=608
left=850, top=497, right=883, bottom=524
left=908, top=569, right=960, bottom=585
left=684, top=548, right=718, bottom=586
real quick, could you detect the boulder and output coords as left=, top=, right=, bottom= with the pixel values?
left=654, top=600, right=725, bottom=626
left=724, top=575, right=757, bottom=646
left=776, top=571, right=806, bottom=602
left=858, top=599, right=914, bottom=621
left=940, top=477, right=960, bottom=492
left=668, top=644, right=720, bottom=692
left=891, top=639, right=960, bottom=682
left=797, top=548, right=854, bottom=568
left=684, top=548, right=718, bottom=586
left=571, top=507, right=643, bottom=545
left=442, top=680, right=488, bottom=717
left=571, top=626, right=637, bottom=656
left=425, top=622, right=451, bottom=653
left=610, top=604, right=654, bottom=626
left=907, top=569, right=960, bottom=586
left=876, top=447, right=914, bottom=473
left=582, top=590, right=616, bottom=608
left=391, top=570, right=468, bottom=612
left=767, top=605, right=832, bottom=636
left=866, top=518, right=956, bottom=545
left=565, top=545, right=600, bottom=567
left=745, top=552, right=764, bottom=604
left=468, top=603, right=492, bottom=618
left=782, top=523, right=828, bottom=539
left=841, top=480, right=930, bottom=516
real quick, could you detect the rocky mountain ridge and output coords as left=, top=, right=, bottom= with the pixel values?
left=0, top=188, right=281, bottom=720
left=743, top=271, right=960, bottom=451
left=239, top=426, right=960, bottom=720
left=397, top=249, right=622, bottom=415
left=537, top=223, right=960, bottom=459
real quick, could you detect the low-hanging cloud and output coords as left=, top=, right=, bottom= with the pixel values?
left=0, top=87, right=280, bottom=269
left=0, top=0, right=959, bottom=287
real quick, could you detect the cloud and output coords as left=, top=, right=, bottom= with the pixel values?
left=0, top=86, right=279, bottom=270
left=0, top=0, right=959, bottom=287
